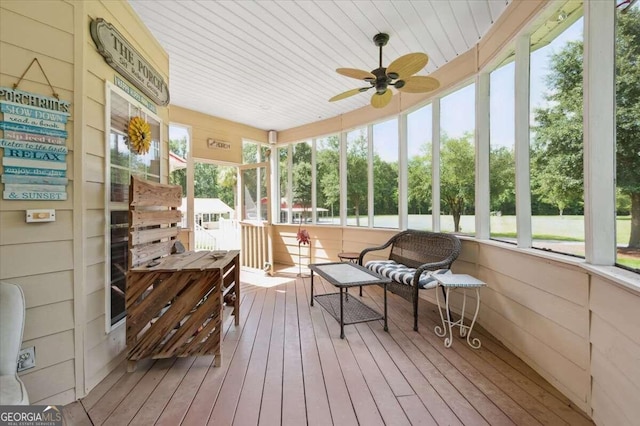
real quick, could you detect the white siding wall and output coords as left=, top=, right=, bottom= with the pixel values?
left=590, top=277, right=640, bottom=426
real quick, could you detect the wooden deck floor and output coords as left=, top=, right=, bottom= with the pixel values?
left=64, top=273, right=593, bottom=425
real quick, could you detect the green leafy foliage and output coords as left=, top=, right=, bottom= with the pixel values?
left=440, top=133, right=475, bottom=232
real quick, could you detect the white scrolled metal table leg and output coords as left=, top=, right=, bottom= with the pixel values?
left=466, top=288, right=482, bottom=349
left=434, top=284, right=447, bottom=338
left=459, top=289, right=467, bottom=337
left=444, top=287, right=453, bottom=347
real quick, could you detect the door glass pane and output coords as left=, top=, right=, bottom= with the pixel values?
left=242, top=168, right=258, bottom=220
left=277, top=146, right=289, bottom=223
left=243, top=141, right=258, bottom=164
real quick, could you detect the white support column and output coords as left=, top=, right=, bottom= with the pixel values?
left=584, top=1, right=616, bottom=265
left=340, top=131, right=347, bottom=226
left=398, top=113, right=408, bottom=230
left=311, top=139, right=317, bottom=224
left=432, top=98, right=441, bottom=232
left=186, top=126, right=195, bottom=247
left=287, top=144, right=293, bottom=224
left=514, top=34, right=532, bottom=248
left=367, top=124, right=374, bottom=228
left=475, top=72, right=491, bottom=240
left=270, top=144, right=279, bottom=224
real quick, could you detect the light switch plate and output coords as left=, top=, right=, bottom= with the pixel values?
left=26, top=209, right=56, bottom=223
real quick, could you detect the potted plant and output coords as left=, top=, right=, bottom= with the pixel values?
left=296, top=227, right=310, bottom=277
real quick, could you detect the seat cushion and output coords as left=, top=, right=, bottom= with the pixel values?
left=0, top=374, right=29, bottom=405
left=365, top=260, right=451, bottom=289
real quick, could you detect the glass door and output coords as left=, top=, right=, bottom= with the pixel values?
left=239, top=162, right=273, bottom=274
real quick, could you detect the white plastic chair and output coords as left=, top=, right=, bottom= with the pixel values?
left=0, top=281, right=29, bottom=405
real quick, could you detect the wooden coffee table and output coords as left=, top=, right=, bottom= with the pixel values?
left=309, top=262, right=391, bottom=339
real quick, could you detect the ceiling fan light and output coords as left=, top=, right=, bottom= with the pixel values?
left=394, top=80, right=405, bottom=89
left=387, top=72, right=399, bottom=80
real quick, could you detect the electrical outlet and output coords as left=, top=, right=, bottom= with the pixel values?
left=17, top=346, right=35, bottom=372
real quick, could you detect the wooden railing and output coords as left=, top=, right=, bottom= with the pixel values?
left=240, top=221, right=272, bottom=273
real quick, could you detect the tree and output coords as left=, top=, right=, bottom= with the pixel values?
left=316, top=136, right=340, bottom=218
left=532, top=7, right=640, bottom=246
left=530, top=39, right=584, bottom=217
left=346, top=131, right=368, bottom=225
left=373, top=155, right=398, bottom=215
left=489, top=146, right=516, bottom=214
left=407, top=143, right=432, bottom=214
left=169, top=137, right=187, bottom=196
left=616, top=6, right=640, bottom=247
left=440, top=133, right=475, bottom=232
left=292, top=142, right=312, bottom=221
left=217, top=166, right=236, bottom=211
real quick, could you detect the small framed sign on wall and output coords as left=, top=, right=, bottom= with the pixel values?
left=207, top=138, right=231, bottom=151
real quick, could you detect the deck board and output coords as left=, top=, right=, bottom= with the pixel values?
left=281, top=279, right=307, bottom=426
left=70, top=272, right=593, bottom=426
left=295, top=275, right=333, bottom=426
left=258, top=284, right=287, bottom=426
left=206, top=289, right=267, bottom=425
left=232, top=287, right=276, bottom=426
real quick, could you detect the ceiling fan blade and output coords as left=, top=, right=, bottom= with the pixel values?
left=387, top=53, right=429, bottom=78
left=336, top=68, right=376, bottom=81
left=329, top=87, right=369, bottom=102
left=371, top=89, right=392, bottom=109
left=397, top=76, right=440, bottom=93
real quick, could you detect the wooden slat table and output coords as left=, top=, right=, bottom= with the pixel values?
left=126, top=250, right=240, bottom=370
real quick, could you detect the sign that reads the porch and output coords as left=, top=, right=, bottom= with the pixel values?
left=91, top=18, right=170, bottom=106
left=0, top=87, right=70, bottom=201
left=207, top=138, right=231, bottom=151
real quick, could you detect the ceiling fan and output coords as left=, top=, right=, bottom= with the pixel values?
left=329, top=33, right=440, bottom=109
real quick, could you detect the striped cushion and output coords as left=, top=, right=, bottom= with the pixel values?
left=365, top=260, right=451, bottom=289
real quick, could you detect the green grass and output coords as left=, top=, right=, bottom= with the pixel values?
left=618, top=258, right=640, bottom=269
left=490, top=232, right=585, bottom=242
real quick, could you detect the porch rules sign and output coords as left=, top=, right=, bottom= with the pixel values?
left=0, top=87, right=70, bottom=200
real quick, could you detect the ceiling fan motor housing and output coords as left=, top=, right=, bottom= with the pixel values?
left=372, top=67, right=391, bottom=94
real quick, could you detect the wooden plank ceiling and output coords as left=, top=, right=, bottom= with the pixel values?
left=128, top=1, right=510, bottom=131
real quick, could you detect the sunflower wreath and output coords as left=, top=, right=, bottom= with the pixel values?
left=127, top=116, right=152, bottom=155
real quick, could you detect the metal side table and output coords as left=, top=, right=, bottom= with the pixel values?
left=434, top=274, right=486, bottom=349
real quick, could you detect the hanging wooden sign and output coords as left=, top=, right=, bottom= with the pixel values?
left=90, top=18, right=170, bottom=106
left=3, top=130, right=66, bottom=145
left=1, top=85, right=71, bottom=200
left=0, top=139, right=68, bottom=154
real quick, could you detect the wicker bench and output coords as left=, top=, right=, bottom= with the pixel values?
left=358, top=230, right=462, bottom=331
